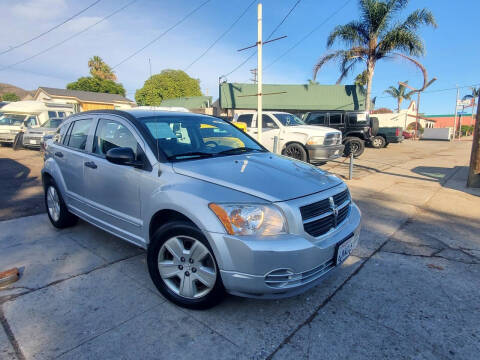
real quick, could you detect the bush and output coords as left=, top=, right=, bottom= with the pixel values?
left=461, top=125, right=474, bottom=136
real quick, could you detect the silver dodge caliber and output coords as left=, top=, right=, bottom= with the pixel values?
left=42, top=110, right=361, bottom=309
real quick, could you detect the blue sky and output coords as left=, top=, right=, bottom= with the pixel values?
left=1, top=0, right=479, bottom=114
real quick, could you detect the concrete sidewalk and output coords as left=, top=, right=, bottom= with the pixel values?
left=1, top=140, right=479, bottom=360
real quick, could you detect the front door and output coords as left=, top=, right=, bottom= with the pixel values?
left=82, top=116, right=144, bottom=244
left=328, top=112, right=345, bottom=133
left=260, top=114, right=281, bottom=152
left=57, top=117, right=94, bottom=213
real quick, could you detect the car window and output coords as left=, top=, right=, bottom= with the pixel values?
left=236, top=114, right=253, bottom=127
left=0, top=114, right=26, bottom=126
left=25, top=116, right=38, bottom=127
left=262, top=115, right=278, bottom=129
left=329, top=113, right=343, bottom=125
left=306, top=113, right=326, bottom=125
left=140, top=115, right=265, bottom=160
left=48, top=111, right=57, bottom=119
left=42, top=118, right=63, bottom=128
left=57, top=111, right=66, bottom=118
left=93, top=119, right=138, bottom=157
left=66, top=119, right=92, bottom=150
left=347, top=113, right=368, bottom=126
left=274, top=113, right=304, bottom=126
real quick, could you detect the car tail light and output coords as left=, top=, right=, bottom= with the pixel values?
left=395, top=128, right=400, bottom=136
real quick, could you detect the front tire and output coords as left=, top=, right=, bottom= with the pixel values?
left=343, top=137, right=365, bottom=157
left=147, top=221, right=225, bottom=310
left=44, top=180, right=78, bottom=228
left=283, top=143, right=308, bottom=162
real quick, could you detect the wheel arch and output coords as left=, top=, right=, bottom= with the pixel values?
left=149, top=209, right=197, bottom=244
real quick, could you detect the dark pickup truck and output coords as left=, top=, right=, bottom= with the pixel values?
left=371, top=125, right=404, bottom=148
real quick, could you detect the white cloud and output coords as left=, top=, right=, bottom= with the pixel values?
left=12, top=0, right=67, bottom=20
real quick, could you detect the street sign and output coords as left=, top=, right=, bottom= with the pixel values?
left=457, top=99, right=473, bottom=107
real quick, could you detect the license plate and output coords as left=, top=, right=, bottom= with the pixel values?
left=336, top=234, right=358, bottom=265
left=29, top=140, right=37, bottom=144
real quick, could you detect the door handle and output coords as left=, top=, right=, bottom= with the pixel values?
left=54, top=151, right=63, bottom=158
left=84, top=161, right=97, bottom=169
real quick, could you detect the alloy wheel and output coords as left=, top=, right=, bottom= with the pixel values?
left=46, top=186, right=61, bottom=222
left=286, top=145, right=302, bottom=160
left=158, top=236, right=217, bottom=299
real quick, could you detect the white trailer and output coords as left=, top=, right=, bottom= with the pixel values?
left=421, top=128, right=453, bottom=141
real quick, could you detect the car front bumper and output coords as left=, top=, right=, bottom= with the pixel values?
left=306, top=144, right=345, bottom=162
left=209, top=202, right=361, bottom=299
left=0, top=132, right=16, bottom=143
left=22, top=134, right=43, bottom=147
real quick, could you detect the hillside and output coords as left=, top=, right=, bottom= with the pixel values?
left=0, top=83, right=34, bottom=100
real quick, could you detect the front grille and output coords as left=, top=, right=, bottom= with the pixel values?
left=265, top=258, right=335, bottom=288
left=300, top=189, right=351, bottom=237
left=324, top=132, right=342, bottom=145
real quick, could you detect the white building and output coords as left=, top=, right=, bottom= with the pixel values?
left=373, top=101, right=435, bottom=129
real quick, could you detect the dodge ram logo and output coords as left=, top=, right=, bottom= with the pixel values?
left=329, top=197, right=339, bottom=227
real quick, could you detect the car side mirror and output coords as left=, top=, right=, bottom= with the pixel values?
left=106, top=147, right=143, bottom=168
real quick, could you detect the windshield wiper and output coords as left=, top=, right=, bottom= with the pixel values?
left=217, top=147, right=264, bottom=155
left=168, top=152, right=214, bottom=160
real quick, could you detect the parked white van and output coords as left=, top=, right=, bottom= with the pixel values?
left=0, top=101, right=73, bottom=144
left=233, top=111, right=344, bottom=163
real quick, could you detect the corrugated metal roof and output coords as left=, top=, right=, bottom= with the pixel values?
left=219, top=83, right=366, bottom=111
left=38, top=87, right=134, bottom=103
left=160, top=96, right=212, bottom=109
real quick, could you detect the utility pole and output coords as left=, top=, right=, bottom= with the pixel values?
left=257, top=2, right=263, bottom=143
left=453, top=87, right=459, bottom=140
left=148, top=58, right=152, bottom=78
left=467, top=94, right=480, bottom=187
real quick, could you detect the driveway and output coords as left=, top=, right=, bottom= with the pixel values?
left=1, top=139, right=479, bottom=359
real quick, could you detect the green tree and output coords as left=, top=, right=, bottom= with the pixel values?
left=88, top=55, right=117, bottom=81
left=307, top=79, right=319, bottom=85
left=135, top=70, right=202, bottom=106
left=1, top=92, right=20, bottom=101
left=354, top=70, right=368, bottom=88
left=384, top=81, right=415, bottom=112
left=67, top=76, right=126, bottom=96
left=313, top=0, right=437, bottom=112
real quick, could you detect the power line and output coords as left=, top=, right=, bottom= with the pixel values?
left=220, top=0, right=302, bottom=80
left=112, top=0, right=211, bottom=70
left=0, top=0, right=102, bottom=56
left=264, top=0, right=353, bottom=71
left=185, top=0, right=257, bottom=71
left=0, top=0, right=138, bottom=72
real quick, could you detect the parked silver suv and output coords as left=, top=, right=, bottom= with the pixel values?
left=42, top=110, right=361, bottom=309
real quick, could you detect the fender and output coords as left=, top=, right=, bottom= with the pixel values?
left=42, top=156, right=68, bottom=199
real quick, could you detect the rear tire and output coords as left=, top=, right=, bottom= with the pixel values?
left=283, top=143, right=308, bottom=162
left=343, top=137, right=365, bottom=157
left=44, top=180, right=78, bottom=228
left=371, top=136, right=386, bottom=149
left=147, top=221, right=225, bottom=310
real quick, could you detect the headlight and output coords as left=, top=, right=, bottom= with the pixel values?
left=209, top=203, right=287, bottom=236
left=306, top=136, right=325, bottom=145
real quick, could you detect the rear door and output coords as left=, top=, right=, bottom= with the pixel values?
left=55, top=117, right=95, bottom=213
left=328, top=112, right=345, bottom=133
left=261, top=114, right=281, bottom=151
left=82, top=115, right=146, bottom=243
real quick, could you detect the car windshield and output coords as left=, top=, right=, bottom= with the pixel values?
left=41, top=118, right=63, bottom=128
left=0, top=114, right=26, bottom=126
left=274, top=113, right=305, bottom=126
left=139, top=115, right=266, bottom=161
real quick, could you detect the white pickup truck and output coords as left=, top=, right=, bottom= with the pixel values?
left=233, top=111, right=344, bottom=163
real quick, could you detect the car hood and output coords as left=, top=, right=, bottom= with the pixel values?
left=172, top=153, right=342, bottom=202
left=285, top=124, right=339, bottom=135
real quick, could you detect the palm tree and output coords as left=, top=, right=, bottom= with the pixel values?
left=307, top=79, right=319, bottom=85
left=384, top=81, right=414, bottom=112
left=313, top=0, right=437, bottom=112
left=88, top=56, right=117, bottom=81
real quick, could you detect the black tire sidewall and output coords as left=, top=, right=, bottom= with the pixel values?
left=147, top=221, right=225, bottom=310
left=344, top=137, right=365, bottom=157
left=372, top=136, right=386, bottom=149
left=285, top=143, right=308, bottom=162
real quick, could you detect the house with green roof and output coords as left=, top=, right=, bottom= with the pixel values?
left=218, top=83, right=367, bottom=116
